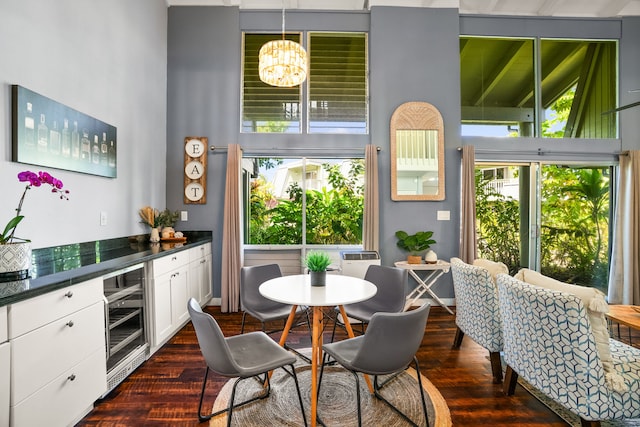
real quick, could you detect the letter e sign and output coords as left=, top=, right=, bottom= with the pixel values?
left=184, top=136, right=207, bottom=204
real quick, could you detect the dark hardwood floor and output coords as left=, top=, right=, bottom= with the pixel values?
left=77, top=306, right=573, bottom=426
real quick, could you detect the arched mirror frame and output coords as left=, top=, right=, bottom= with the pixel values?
left=390, top=101, right=445, bottom=201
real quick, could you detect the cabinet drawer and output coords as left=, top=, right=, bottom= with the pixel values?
left=8, top=278, right=102, bottom=338
left=189, top=244, right=211, bottom=262
left=11, top=302, right=105, bottom=405
left=152, top=250, right=190, bottom=277
left=11, top=348, right=106, bottom=427
left=0, top=306, right=6, bottom=343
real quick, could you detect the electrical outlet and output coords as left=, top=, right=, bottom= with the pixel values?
left=181, top=211, right=188, bottom=221
left=100, top=211, right=108, bottom=226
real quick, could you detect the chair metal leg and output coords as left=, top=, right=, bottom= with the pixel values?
left=350, top=370, right=363, bottom=426
left=196, top=367, right=272, bottom=423
left=288, top=363, right=308, bottom=427
left=330, top=316, right=339, bottom=343
left=240, top=312, right=247, bottom=334
left=372, top=357, right=430, bottom=427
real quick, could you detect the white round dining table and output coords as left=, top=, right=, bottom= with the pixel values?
left=260, top=274, right=377, bottom=427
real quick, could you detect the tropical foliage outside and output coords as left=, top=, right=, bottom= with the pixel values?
left=475, top=88, right=611, bottom=294
left=247, top=159, right=365, bottom=245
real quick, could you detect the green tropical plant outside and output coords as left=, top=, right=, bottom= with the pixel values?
left=247, top=159, right=364, bottom=245
left=475, top=166, right=610, bottom=293
left=475, top=86, right=611, bottom=293
left=475, top=172, right=521, bottom=274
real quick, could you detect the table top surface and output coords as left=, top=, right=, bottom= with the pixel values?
left=259, top=274, right=377, bottom=306
left=394, top=260, right=451, bottom=271
left=606, top=305, right=640, bottom=329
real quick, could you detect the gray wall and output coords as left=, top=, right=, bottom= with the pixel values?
left=167, top=8, right=640, bottom=300
left=0, top=0, right=168, bottom=248
left=2, top=3, right=638, bottom=300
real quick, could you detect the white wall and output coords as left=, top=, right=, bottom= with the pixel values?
left=0, top=0, right=167, bottom=248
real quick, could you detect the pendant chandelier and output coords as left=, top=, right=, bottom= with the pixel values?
left=258, top=3, right=308, bottom=88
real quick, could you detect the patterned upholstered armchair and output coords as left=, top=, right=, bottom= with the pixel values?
left=450, top=257, right=505, bottom=383
left=498, top=273, right=640, bottom=427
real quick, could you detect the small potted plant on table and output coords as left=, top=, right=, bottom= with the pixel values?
left=304, top=251, right=332, bottom=287
left=395, top=230, right=436, bottom=264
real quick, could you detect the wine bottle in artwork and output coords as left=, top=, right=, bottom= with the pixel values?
left=37, top=114, right=48, bottom=153
left=92, top=134, right=100, bottom=164
left=100, top=132, right=108, bottom=165
left=61, top=119, right=71, bottom=157
left=71, top=121, right=80, bottom=159
left=48, top=120, right=61, bottom=155
left=108, top=140, right=116, bottom=168
left=81, top=129, right=91, bottom=161
left=24, top=102, right=36, bottom=149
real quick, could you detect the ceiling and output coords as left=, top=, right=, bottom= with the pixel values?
left=166, top=0, right=640, bottom=18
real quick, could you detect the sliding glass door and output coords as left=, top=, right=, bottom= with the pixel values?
left=476, top=162, right=613, bottom=293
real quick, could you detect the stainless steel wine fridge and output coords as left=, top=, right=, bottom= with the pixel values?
left=102, top=263, right=148, bottom=395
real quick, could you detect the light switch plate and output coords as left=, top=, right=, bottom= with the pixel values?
left=181, top=211, right=188, bottom=221
left=437, top=210, right=450, bottom=221
left=100, top=211, right=108, bottom=226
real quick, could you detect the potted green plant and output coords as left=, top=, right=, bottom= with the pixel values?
left=303, top=251, right=332, bottom=286
left=395, top=230, right=436, bottom=264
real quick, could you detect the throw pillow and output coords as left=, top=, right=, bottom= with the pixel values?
left=514, top=268, right=626, bottom=392
left=473, top=258, right=509, bottom=285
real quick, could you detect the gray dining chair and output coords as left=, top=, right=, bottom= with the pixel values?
left=331, top=264, right=408, bottom=339
left=319, top=303, right=431, bottom=427
left=240, top=263, right=308, bottom=334
left=187, top=298, right=307, bottom=426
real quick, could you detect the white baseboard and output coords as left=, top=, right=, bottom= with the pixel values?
left=407, top=297, right=455, bottom=309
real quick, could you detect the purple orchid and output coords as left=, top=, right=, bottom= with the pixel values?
left=1, top=170, right=70, bottom=244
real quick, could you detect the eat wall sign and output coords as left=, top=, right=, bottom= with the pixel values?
left=184, top=136, right=207, bottom=204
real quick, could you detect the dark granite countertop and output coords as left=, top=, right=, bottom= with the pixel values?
left=0, top=231, right=212, bottom=307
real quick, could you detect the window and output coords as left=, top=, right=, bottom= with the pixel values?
left=242, top=32, right=368, bottom=134
left=540, top=39, right=617, bottom=138
left=308, top=32, right=368, bottom=134
left=243, top=157, right=364, bottom=246
left=475, top=162, right=612, bottom=294
left=460, top=37, right=618, bottom=138
left=242, top=34, right=303, bottom=133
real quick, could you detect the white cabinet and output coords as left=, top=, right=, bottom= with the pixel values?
left=1, top=305, right=8, bottom=427
left=0, top=342, right=9, bottom=427
left=189, top=243, right=212, bottom=306
left=7, top=278, right=106, bottom=427
left=149, top=250, right=190, bottom=353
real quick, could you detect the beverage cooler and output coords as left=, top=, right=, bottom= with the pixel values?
left=102, top=263, right=148, bottom=395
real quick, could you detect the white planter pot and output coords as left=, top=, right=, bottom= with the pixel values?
left=0, top=242, right=32, bottom=281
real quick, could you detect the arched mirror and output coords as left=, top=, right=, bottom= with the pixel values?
left=390, top=101, right=445, bottom=201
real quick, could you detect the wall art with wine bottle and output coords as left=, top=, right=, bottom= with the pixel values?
left=11, top=85, right=117, bottom=178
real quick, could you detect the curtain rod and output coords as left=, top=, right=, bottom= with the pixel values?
left=456, top=147, right=621, bottom=157
left=209, top=145, right=381, bottom=153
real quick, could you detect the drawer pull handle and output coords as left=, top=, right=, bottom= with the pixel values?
left=65, top=291, right=73, bottom=298
left=66, top=320, right=74, bottom=327
left=172, top=256, right=177, bottom=261
left=67, top=374, right=76, bottom=382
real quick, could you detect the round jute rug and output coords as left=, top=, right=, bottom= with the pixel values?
left=210, top=352, right=451, bottom=427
